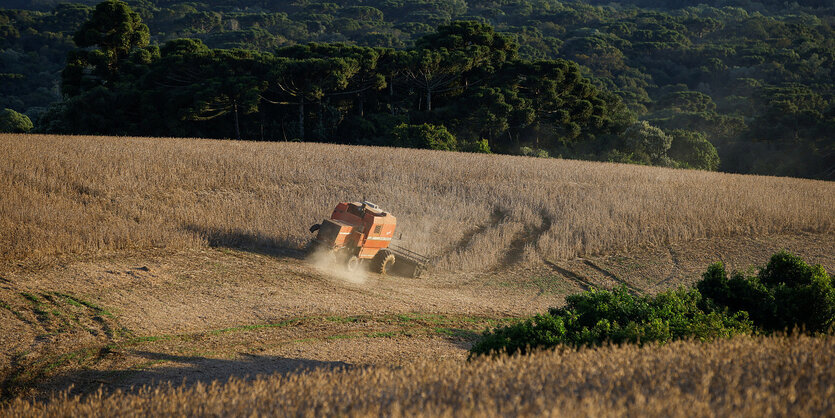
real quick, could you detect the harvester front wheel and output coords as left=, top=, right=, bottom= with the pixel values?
left=346, top=255, right=361, bottom=272
left=376, top=252, right=396, bottom=275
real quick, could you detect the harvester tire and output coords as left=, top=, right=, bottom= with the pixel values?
left=377, top=253, right=396, bottom=275
left=346, top=255, right=361, bottom=272
left=323, top=248, right=340, bottom=266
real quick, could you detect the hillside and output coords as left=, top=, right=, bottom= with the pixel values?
left=2, top=134, right=832, bottom=268
left=0, top=133, right=833, bottom=406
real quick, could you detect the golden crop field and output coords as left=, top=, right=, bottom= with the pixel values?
left=2, top=134, right=834, bottom=416
left=2, top=134, right=832, bottom=271
left=6, top=334, right=834, bottom=417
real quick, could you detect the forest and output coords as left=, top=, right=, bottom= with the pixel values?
left=1, top=0, right=833, bottom=178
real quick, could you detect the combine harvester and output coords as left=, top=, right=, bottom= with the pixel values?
left=309, top=201, right=428, bottom=278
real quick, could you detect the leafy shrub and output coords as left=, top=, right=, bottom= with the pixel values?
left=668, top=129, right=720, bottom=171
left=470, top=286, right=751, bottom=357
left=698, top=251, right=835, bottom=333
left=471, top=251, right=832, bottom=357
left=0, top=108, right=33, bottom=133
left=391, top=123, right=457, bottom=151
left=622, top=121, right=671, bottom=164
left=462, top=138, right=491, bottom=154
left=603, top=149, right=649, bottom=165
left=519, top=146, right=549, bottom=158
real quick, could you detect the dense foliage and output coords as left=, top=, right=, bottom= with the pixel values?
left=41, top=8, right=638, bottom=158
left=2, top=0, right=834, bottom=177
left=0, top=108, right=33, bottom=132
left=469, top=286, right=752, bottom=357
left=470, top=252, right=834, bottom=356
left=699, top=251, right=835, bottom=333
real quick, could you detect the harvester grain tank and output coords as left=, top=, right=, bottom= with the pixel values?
left=309, top=201, right=427, bottom=277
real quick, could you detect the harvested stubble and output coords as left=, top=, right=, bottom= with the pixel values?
left=5, top=334, right=835, bottom=416
left=1, top=134, right=833, bottom=270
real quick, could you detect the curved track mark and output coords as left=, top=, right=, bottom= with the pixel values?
left=543, top=260, right=593, bottom=291
left=432, top=208, right=506, bottom=266
left=656, top=247, right=682, bottom=288
left=581, top=259, right=641, bottom=293
left=493, top=213, right=553, bottom=270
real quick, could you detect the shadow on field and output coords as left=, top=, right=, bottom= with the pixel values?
left=183, top=224, right=306, bottom=259
left=46, top=351, right=352, bottom=399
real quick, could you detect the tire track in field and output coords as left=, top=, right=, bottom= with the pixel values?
left=444, top=209, right=506, bottom=255
left=580, top=259, right=642, bottom=294
left=656, top=247, right=682, bottom=288
left=431, top=208, right=506, bottom=268
left=542, top=260, right=593, bottom=291
left=492, top=212, right=554, bottom=270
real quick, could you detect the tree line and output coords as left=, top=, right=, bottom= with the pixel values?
left=7, top=0, right=722, bottom=170
left=2, top=0, right=833, bottom=177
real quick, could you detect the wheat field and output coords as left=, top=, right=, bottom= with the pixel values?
left=1, top=134, right=833, bottom=270
left=5, top=334, right=834, bottom=417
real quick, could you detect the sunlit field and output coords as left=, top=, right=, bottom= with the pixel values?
left=2, top=134, right=832, bottom=271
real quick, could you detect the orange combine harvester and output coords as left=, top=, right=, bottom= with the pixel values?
left=309, top=201, right=427, bottom=277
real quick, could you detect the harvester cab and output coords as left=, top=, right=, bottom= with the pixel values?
left=309, top=201, right=427, bottom=278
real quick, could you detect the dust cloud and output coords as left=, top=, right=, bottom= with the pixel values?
left=306, top=247, right=368, bottom=284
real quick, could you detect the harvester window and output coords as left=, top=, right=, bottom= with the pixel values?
left=374, top=225, right=382, bottom=234
left=348, top=205, right=364, bottom=218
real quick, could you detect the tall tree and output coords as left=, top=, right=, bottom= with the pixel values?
left=145, top=42, right=267, bottom=139
left=402, top=48, right=471, bottom=112
left=265, top=56, right=358, bottom=140
left=406, top=21, right=518, bottom=112
left=181, top=50, right=268, bottom=140
left=275, top=44, right=387, bottom=117
left=62, top=0, right=150, bottom=96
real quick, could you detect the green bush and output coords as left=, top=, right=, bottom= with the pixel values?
left=462, top=138, right=491, bottom=154
left=470, top=286, right=751, bottom=357
left=391, top=123, right=457, bottom=151
left=471, top=251, right=832, bottom=357
left=698, top=251, right=835, bottom=333
left=519, top=146, right=549, bottom=158
left=0, top=108, right=33, bottom=133
left=668, top=129, right=720, bottom=171
left=622, top=121, right=671, bottom=165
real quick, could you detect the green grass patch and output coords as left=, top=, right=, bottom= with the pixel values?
left=58, top=294, right=83, bottom=307
left=0, top=300, right=27, bottom=322
left=325, top=315, right=360, bottom=323
left=530, top=275, right=572, bottom=294
left=42, top=351, right=83, bottom=374
left=10, top=346, right=101, bottom=389
left=494, top=275, right=570, bottom=294
left=391, top=313, right=451, bottom=324
left=20, top=292, right=40, bottom=304
left=209, top=319, right=300, bottom=335
left=326, top=334, right=357, bottom=340
left=20, top=292, right=50, bottom=322
left=387, top=313, right=504, bottom=327
left=53, top=293, right=114, bottom=317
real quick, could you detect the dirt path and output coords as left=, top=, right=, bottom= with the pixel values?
left=34, top=313, right=500, bottom=399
